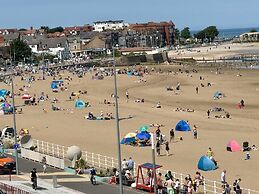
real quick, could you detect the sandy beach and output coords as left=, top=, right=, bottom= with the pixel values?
left=1, top=64, right=259, bottom=189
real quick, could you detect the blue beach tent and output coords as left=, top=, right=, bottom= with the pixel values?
left=51, top=80, right=63, bottom=89
left=75, top=100, right=86, bottom=109
left=0, top=89, right=8, bottom=97
left=136, top=131, right=151, bottom=140
left=175, top=120, right=191, bottom=131
left=197, top=156, right=217, bottom=171
left=213, top=91, right=223, bottom=99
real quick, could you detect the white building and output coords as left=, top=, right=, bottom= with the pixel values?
left=93, top=20, right=129, bottom=32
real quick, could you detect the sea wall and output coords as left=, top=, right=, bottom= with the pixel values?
left=119, top=52, right=169, bottom=65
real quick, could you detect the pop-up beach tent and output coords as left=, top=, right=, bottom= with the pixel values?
left=75, top=100, right=86, bottom=109
left=121, top=133, right=137, bottom=144
left=227, top=140, right=241, bottom=152
left=213, top=91, right=223, bottom=99
left=51, top=80, right=64, bottom=89
left=0, top=89, right=8, bottom=97
left=175, top=120, right=191, bottom=131
left=136, top=131, right=151, bottom=140
left=197, top=156, right=217, bottom=171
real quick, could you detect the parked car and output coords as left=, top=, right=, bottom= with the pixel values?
left=0, top=154, right=16, bottom=174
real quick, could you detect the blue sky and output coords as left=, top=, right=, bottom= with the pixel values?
left=1, top=0, right=259, bottom=30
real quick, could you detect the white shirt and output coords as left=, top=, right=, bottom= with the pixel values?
left=221, top=171, right=226, bottom=182
left=174, top=180, right=180, bottom=189
left=122, top=160, right=128, bottom=169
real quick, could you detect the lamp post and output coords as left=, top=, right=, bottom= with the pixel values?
left=11, top=51, right=19, bottom=175
left=113, top=45, right=123, bottom=194
left=151, top=133, right=157, bottom=194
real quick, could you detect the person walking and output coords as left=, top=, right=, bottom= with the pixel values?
left=207, top=109, right=210, bottom=118
left=30, top=168, right=37, bottom=190
left=223, top=184, right=231, bottom=194
left=169, top=128, right=175, bottom=143
left=156, top=141, right=161, bottom=156
left=221, top=170, right=227, bottom=185
left=196, top=86, right=199, bottom=94
left=127, top=157, right=134, bottom=175
left=125, top=90, right=129, bottom=102
left=42, top=156, right=47, bottom=173
left=165, top=141, right=170, bottom=156
left=90, top=167, right=97, bottom=185
left=164, top=176, right=174, bottom=194
left=193, top=125, right=198, bottom=139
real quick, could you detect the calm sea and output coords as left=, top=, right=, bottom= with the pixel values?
left=192, top=27, right=259, bottom=39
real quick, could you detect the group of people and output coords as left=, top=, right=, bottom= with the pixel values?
left=221, top=170, right=243, bottom=194
left=143, top=170, right=204, bottom=194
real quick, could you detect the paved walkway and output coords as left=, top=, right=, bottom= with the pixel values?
left=1, top=155, right=146, bottom=194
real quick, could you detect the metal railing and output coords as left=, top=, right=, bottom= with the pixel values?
left=30, top=139, right=259, bottom=194
left=0, top=182, right=30, bottom=194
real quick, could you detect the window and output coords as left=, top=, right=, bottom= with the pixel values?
left=74, top=45, right=77, bottom=50
left=57, top=43, right=61, bottom=47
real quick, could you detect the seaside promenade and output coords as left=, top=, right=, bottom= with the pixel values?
left=0, top=155, right=144, bottom=194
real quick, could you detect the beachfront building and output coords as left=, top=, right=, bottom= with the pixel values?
left=64, top=25, right=93, bottom=36
left=68, top=37, right=83, bottom=57
left=0, top=29, right=18, bottom=35
left=128, top=21, right=175, bottom=47
left=93, top=20, right=129, bottom=32
left=37, top=37, right=70, bottom=59
left=240, top=32, right=259, bottom=42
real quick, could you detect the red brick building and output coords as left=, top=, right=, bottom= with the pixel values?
left=129, top=21, right=175, bottom=46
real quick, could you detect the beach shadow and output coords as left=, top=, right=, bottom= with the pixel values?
left=119, top=115, right=136, bottom=121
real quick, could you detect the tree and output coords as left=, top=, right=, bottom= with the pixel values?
left=194, top=26, right=219, bottom=42
left=10, top=38, right=32, bottom=62
left=194, top=30, right=205, bottom=41
left=174, top=28, right=180, bottom=40
left=47, top=26, right=64, bottom=33
left=181, top=27, right=191, bottom=39
left=250, top=28, right=257, bottom=33
left=202, top=26, right=219, bottom=41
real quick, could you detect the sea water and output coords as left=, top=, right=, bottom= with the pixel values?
left=192, top=27, right=259, bottom=39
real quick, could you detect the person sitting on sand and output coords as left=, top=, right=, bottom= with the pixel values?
left=100, top=111, right=104, bottom=119
left=156, top=102, right=161, bottom=108
left=225, top=112, right=230, bottom=119
left=88, top=112, right=95, bottom=120
left=251, top=145, right=258, bottom=151
left=245, top=152, right=250, bottom=160
left=52, top=104, right=61, bottom=111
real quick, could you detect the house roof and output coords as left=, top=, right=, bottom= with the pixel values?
left=80, top=31, right=98, bottom=40
left=39, top=37, right=68, bottom=49
left=0, top=29, right=18, bottom=34
left=94, top=20, right=124, bottom=24
left=3, top=33, right=19, bottom=42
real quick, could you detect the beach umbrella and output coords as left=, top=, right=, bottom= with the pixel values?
left=139, top=125, right=149, bottom=132
left=136, top=132, right=151, bottom=140
left=121, top=132, right=136, bottom=144
left=125, top=132, right=137, bottom=138
left=21, top=94, right=32, bottom=100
